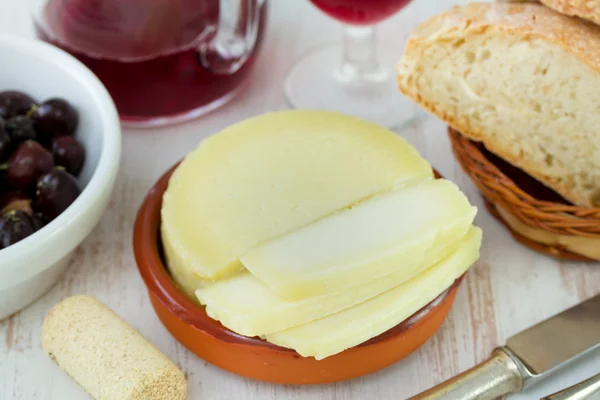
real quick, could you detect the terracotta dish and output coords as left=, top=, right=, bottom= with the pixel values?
left=449, top=127, right=600, bottom=261
left=133, top=165, right=465, bottom=384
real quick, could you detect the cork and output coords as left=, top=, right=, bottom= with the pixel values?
left=41, top=295, right=187, bottom=400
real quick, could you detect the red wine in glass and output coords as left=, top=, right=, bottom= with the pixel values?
left=310, top=0, right=414, bottom=25
left=31, top=0, right=268, bottom=127
left=284, top=0, right=421, bottom=127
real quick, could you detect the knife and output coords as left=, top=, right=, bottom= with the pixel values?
left=409, top=294, right=600, bottom=400
left=541, top=373, right=600, bottom=400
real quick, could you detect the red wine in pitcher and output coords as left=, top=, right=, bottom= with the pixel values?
left=33, top=0, right=268, bottom=125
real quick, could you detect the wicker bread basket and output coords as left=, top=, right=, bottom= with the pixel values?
left=448, top=128, right=600, bottom=261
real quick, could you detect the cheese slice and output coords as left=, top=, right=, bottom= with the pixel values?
left=241, top=179, right=476, bottom=300
left=265, top=227, right=482, bottom=360
left=196, top=217, right=471, bottom=337
left=162, top=229, right=209, bottom=298
left=161, top=110, right=433, bottom=281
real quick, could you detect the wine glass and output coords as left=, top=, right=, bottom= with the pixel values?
left=285, top=0, right=421, bottom=128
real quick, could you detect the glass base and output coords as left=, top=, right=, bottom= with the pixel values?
left=284, top=43, right=423, bottom=128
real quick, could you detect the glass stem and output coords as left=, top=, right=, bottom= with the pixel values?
left=336, top=25, right=387, bottom=84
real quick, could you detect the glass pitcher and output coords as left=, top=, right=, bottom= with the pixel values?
left=30, top=0, right=268, bottom=127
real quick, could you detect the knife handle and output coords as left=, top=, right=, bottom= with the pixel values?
left=409, top=348, right=524, bottom=400
left=541, top=373, right=600, bottom=400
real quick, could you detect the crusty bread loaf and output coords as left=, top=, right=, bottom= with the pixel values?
left=498, top=0, right=600, bottom=26
left=540, top=0, right=600, bottom=26
left=397, top=2, right=600, bottom=207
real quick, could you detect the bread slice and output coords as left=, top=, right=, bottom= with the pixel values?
left=540, top=0, right=600, bottom=26
left=397, top=2, right=600, bottom=207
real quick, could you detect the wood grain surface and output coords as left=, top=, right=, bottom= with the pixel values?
left=1, top=1, right=599, bottom=399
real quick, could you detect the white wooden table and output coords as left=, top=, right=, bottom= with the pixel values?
left=1, top=1, right=599, bottom=399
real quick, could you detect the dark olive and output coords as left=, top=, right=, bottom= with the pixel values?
left=52, top=136, right=85, bottom=176
left=0, top=129, right=10, bottom=162
left=5, top=140, right=54, bottom=190
left=35, top=168, right=81, bottom=221
left=0, top=191, right=32, bottom=215
left=30, top=212, right=45, bottom=231
left=0, top=91, right=37, bottom=119
left=32, top=98, right=78, bottom=140
left=6, top=115, right=36, bottom=143
left=0, top=210, right=36, bottom=249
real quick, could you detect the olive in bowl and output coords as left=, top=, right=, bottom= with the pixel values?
left=0, top=94, right=83, bottom=247
left=0, top=36, right=121, bottom=320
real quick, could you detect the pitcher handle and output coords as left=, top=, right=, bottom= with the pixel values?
left=199, top=0, right=263, bottom=75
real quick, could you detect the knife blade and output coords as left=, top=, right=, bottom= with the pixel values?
left=409, top=294, right=600, bottom=400
left=541, top=373, right=600, bottom=400
left=508, top=295, right=600, bottom=374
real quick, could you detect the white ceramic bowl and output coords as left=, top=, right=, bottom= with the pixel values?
left=0, top=35, right=121, bottom=319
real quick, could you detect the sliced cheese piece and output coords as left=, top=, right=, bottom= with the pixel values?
left=265, top=227, right=482, bottom=360
left=162, top=230, right=208, bottom=298
left=161, top=110, right=433, bottom=281
left=196, top=218, right=471, bottom=337
left=241, top=179, right=476, bottom=300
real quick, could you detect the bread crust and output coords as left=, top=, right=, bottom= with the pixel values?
left=501, top=0, right=600, bottom=27
left=541, top=0, right=600, bottom=26
left=397, top=2, right=600, bottom=206
left=402, top=3, right=600, bottom=75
